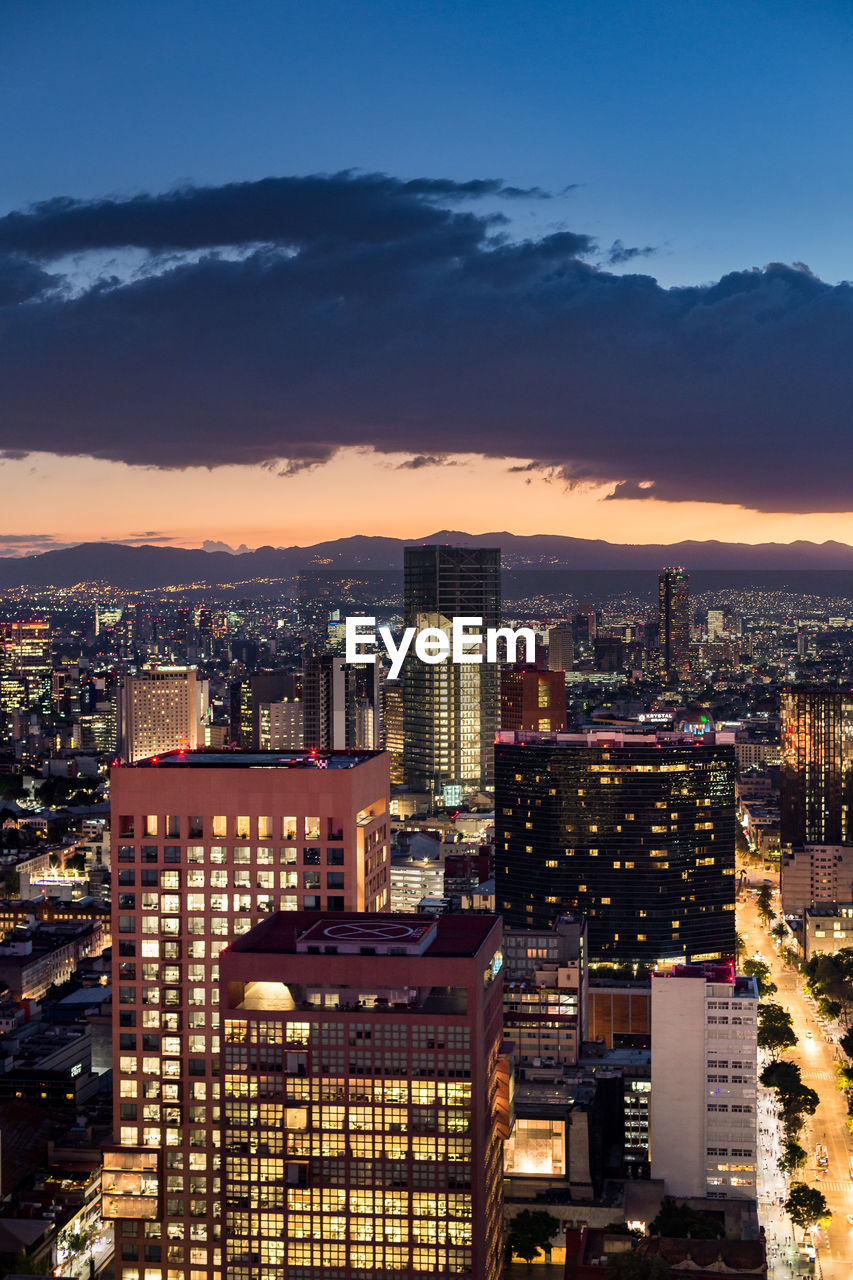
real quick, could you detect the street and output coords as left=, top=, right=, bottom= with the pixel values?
left=739, top=890, right=853, bottom=1280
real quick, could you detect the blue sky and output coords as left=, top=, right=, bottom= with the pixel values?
left=2, top=0, right=852, bottom=551
left=4, top=0, right=851, bottom=288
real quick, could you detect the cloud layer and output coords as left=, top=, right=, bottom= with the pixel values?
left=0, top=171, right=850, bottom=512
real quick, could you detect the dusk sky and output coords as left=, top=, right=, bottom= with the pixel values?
left=3, top=0, right=853, bottom=555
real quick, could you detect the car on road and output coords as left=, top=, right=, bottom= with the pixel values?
left=806, top=1029, right=813, bottom=1038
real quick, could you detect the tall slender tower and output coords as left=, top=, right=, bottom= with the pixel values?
left=658, top=567, right=690, bottom=679
left=780, top=684, right=853, bottom=847
left=403, top=545, right=501, bottom=803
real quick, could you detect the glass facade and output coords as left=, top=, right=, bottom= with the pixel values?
left=495, top=731, right=737, bottom=964
left=403, top=546, right=501, bottom=798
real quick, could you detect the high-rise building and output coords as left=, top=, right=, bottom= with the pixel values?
left=119, top=666, right=208, bottom=762
left=547, top=624, right=574, bottom=673
left=0, top=620, right=52, bottom=718
left=381, top=680, right=405, bottom=786
left=650, top=964, right=758, bottom=1200
left=495, top=728, right=737, bottom=964
left=780, top=684, right=853, bottom=847
left=707, top=609, right=725, bottom=642
left=218, top=909, right=509, bottom=1280
left=780, top=844, right=853, bottom=913
left=658, top=567, right=690, bottom=679
left=303, top=655, right=382, bottom=752
left=230, top=672, right=296, bottom=749
left=403, top=545, right=501, bottom=802
left=258, top=698, right=303, bottom=750
left=500, top=668, right=566, bottom=733
left=103, top=748, right=391, bottom=1280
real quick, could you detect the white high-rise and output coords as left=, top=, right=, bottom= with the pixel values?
left=120, top=666, right=208, bottom=763
left=650, top=965, right=758, bottom=1200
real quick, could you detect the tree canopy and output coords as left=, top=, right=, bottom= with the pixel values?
left=785, top=1183, right=831, bottom=1232
left=648, top=1198, right=724, bottom=1240
left=757, top=1002, right=797, bottom=1056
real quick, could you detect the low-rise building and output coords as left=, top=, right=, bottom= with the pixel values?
left=803, top=901, right=853, bottom=960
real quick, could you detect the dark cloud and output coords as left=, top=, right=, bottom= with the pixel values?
left=607, top=240, right=655, bottom=265
left=396, top=454, right=458, bottom=470
left=0, top=171, right=851, bottom=512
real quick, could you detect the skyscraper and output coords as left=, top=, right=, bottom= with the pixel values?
left=302, top=655, right=382, bottom=751
left=658, top=567, right=690, bottom=679
left=219, top=910, right=509, bottom=1280
left=119, top=666, right=208, bottom=762
left=103, top=748, right=391, bottom=1280
left=0, top=619, right=52, bottom=719
left=495, top=727, right=737, bottom=964
left=780, top=684, right=853, bottom=847
left=403, top=545, right=501, bottom=802
left=547, top=623, right=573, bottom=673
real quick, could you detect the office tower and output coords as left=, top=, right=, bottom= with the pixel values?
left=500, top=668, right=566, bottom=733
left=403, top=545, right=501, bottom=802
left=575, top=604, right=598, bottom=642
left=0, top=620, right=52, bottom=717
left=103, top=748, right=391, bottom=1280
left=495, top=727, right=737, bottom=964
left=303, top=655, right=382, bottom=751
left=658, top=566, right=690, bottom=679
left=780, top=684, right=853, bottom=847
left=219, top=909, right=509, bottom=1280
left=258, top=698, right=303, bottom=750
left=707, top=609, right=725, bottom=642
left=381, top=680, right=405, bottom=785
left=119, top=666, right=208, bottom=763
left=503, top=916, right=586, bottom=1066
left=547, top=623, right=573, bottom=673
left=650, top=964, right=758, bottom=1199
left=229, top=672, right=295, bottom=749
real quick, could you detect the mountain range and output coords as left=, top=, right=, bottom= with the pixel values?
left=3, top=532, right=853, bottom=588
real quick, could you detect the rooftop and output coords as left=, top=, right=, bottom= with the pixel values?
left=227, top=910, right=501, bottom=959
left=495, top=728, right=736, bottom=748
left=120, top=747, right=382, bottom=770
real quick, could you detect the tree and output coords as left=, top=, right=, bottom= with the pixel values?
left=735, top=932, right=747, bottom=961
left=757, top=1002, right=798, bottom=1056
left=507, top=1209, right=561, bottom=1268
left=817, top=996, right=842, bottom=1022
left=756, top=883, right=775, bottom=925
left=840, top=1025, right=853, bottom=1058
left=761, top=1060, right=801, bottom=1093
left=648, top=1198, right=724, bottom=1240
left=785, top=1183, right=831, bottom=1233
left=778, top=1138, right=807, bottom=1174
left=771, top=921, right=787, bottom=942
left=742, top=958, right=776, bottom=998
left=607, top=1253, right=671, bottom=1280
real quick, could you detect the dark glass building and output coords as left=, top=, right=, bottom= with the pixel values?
left=658, top=566, right=690, bottom=679
left=495, top=728, right=737, bottom=965
left=403, top=545, right=501, bottom=801
left=780, top=684, right=853, bottom=847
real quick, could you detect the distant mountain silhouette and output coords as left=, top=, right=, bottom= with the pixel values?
left=3, top=532, right=853, bottom=587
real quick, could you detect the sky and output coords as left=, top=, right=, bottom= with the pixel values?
left=2, top=0, right=852, bottom=555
